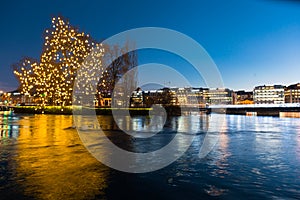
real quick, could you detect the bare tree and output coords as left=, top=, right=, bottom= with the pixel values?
left=98, top=43, right=138, bottom=107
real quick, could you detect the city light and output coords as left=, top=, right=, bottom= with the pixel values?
left=12, top=16, right=137, bottom=107
left=14, top=16, right=100, bottom=106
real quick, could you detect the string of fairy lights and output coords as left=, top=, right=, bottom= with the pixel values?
left=13, top=16, right=112, bottom=106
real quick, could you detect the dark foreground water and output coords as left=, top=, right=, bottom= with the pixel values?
left=0, top=111, right=300, bottom=200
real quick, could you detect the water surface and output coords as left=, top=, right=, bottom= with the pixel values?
left=0, top=111, right=300, bottom=199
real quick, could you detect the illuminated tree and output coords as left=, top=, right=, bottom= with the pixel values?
left=38, top=16, right=97, bottom=106
left=75, top=43, right=105, bottom=105
left=13, top=16, right=98, bottom=106
left=13, top=16, right=137, bottom=107
left=13, top=57, right=39, bottom=96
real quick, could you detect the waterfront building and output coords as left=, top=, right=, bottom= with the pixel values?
left=207, top=88, right=234, bottom=105
left=161, top=87, right=209, bottom=106
left=99, top=96, right=112, bottom=107
left=171, top=87, right=200, bottom=106
left=285, top=83, right=300, bottom=103
left=186, top=87, right=209, bottom=106
left=172, top=88, right=188, bottom=105
left=143, top=88, right=178, bottom=107
left=97, top=92, right=112, bottom=107
left=168, top=88, right=178, bottom=105
left=136, top=87, right=233, bottom=107
left=130, top=87, right=144, bottom=107
left=233, top=90, right=253, bottom=104
left=0, top=90, right=30, bottom=105
left=253, top=85, right=285, bottom=104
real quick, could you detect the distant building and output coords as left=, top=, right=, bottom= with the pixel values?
left=0, top=90, right=27, bottom=105
left=207, top=88, right=234, bottom=105
left=285, top=83, right=300, bottom=103
left=143, top=90, right=161, bottom=106
left=152, top=87, right=211, bottom=106
left=142, top=87, right=232, bottom=106
left=253, top=85, right=285, bottom=104
left=96, top=83, right=300, bottom=107
left=130, top=87, right=144, bottom=107
left=99, top=97, right=112, bottom=107
left=233, top=90, right=253, bottom=104
left=171, top=88, right=188, bottom=105
left=167, top=88, right=178, bottom=105
left=171, top=87, right=208, bottom=106
left=143, top=88, right=178, bottom=106
left=186, top=87, right=209, bottom=106
left=98, top=93, right=112, bottom=107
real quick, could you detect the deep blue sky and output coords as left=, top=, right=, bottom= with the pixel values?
left=0, top=0, right=299, bottom=91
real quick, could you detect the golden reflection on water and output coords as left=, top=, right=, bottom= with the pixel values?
left=15, top=115, right=109, bottom=200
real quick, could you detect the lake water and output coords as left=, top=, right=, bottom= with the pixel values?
left=0, top=111, right=300, bottom=199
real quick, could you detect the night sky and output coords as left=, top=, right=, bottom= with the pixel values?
left=0, top=0, right=299, bottom=91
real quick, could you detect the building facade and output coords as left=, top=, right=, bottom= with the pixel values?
left=253, top=85, right=285, bottom=104
left=285, top=83, right=300, bottom=103
left=170, top=87, right=208, bottom=106
left=233, top=90, right=253, bottom=104
left=135, top=87, right=233, bottom=107
left=130, top=87, right=144, bottom=107
left=99, top=83, right=300, bottom=107
left=207, top=88, right=234, bottom=105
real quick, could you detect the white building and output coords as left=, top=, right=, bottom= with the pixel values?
left=253, top=85, right=285, bottom=104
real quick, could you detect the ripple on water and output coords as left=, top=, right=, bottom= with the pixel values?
left=0, top=114, right=300, bottom=199
left=204, top=185, right=228, bottom=197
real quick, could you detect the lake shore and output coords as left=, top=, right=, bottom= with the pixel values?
left=11, top=105, right=185, bottom=116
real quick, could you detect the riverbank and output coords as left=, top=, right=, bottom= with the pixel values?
left=10, top=105, right=300, bottom=117
left=11, top=105, right=184, bottom=116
